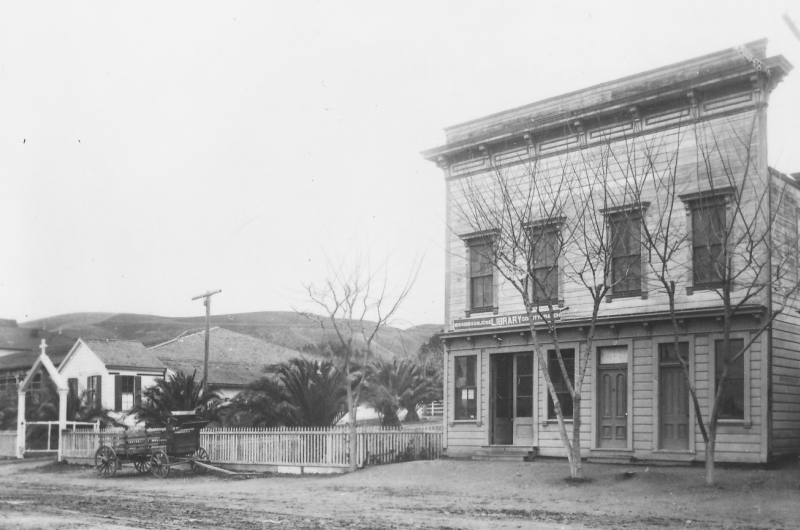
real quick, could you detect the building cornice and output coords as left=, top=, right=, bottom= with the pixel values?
left=422, top=42, right=792, bottom=164
left=441, top=304, right=767, bottom=340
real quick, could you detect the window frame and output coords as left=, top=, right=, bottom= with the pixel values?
left=86, top=375, right=101, bottom=409
left=708, top=331, right=751, bottom=427
left=679, top=189, right=733, bottom=293
left=527, top=225, right=561, bottom=305
left=460, top=231, right=498, bottom=316
left=120, top=375, right=135, bottom=411
left=546, top=347, right=575, bottom=420
left=453, top=354, right=479, bottom=422
left=609, top=213, right=643, bottom=295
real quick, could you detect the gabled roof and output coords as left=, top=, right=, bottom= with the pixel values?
left=149, top=327, right=302, bottom=387
left=20, top=349, right=67, bottom=392
left=60, top=338, right=166, bottom=372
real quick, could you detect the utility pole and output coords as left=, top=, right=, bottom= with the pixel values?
left=192, top=289, right=222, bottom=395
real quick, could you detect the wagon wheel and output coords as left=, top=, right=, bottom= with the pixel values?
left=150, top=450, right=170, bottom=479
left=133, top=459, right=151, bottom=474
left=190, top=447, right=210, bottom=474
left=95, top=446, right=117, bottom=478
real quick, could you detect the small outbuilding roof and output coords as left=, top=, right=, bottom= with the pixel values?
left=61, top=338, right=166, bottom=372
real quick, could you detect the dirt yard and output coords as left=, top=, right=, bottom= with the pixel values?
left=0, top=457, right=798, bottom=529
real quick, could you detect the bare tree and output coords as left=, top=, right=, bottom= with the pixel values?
left=634, top=113, right=800, bottom=485
left=455, top=141, right=640, bottom=479
left=302, top=258, right=417, bottom=472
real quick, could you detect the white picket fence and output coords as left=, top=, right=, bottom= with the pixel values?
left=62, top=425, right=443, bottom=469
left=0, top=431, right=16, bottom=457
left=419, top=401, right=444, bottom=417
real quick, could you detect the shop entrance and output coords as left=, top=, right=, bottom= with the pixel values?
left=659, top=342, right=690, bottom=450
left=490, top=353, right=534, bottom=445
left=597, top=346, right=628, bottom=449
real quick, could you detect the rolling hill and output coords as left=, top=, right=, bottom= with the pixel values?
left=21, top=311, right=442, bottom=360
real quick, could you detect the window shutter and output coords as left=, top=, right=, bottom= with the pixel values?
left=68, top=378, right=78, bottom=400
left=134, top=376, right=142, bottom=407
left=114, top=375, right=122, bottom=412
left=96, top=376, right=102, bottom=409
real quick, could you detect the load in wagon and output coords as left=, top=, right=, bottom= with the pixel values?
left=94, top=411, right=209, bottom=478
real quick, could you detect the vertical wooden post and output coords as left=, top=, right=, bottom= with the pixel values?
left=57, top=389, right=67, bottom=462
left=203, top=297, right=211, bottom=395
left=191, top=289, right=221, bottom=395
left=16, top=392, right=25, bottom=458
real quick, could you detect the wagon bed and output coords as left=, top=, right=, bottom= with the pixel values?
left=95, top=417, right=210, bottom=478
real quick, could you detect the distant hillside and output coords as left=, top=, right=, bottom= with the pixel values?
left=21, top=311, right=442, bottom=360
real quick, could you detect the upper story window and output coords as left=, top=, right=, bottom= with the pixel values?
left=529, top=226, right=559, bottom=304
left=691, top=199, right=727, bottom=288
left=469, top=241, right=494, bottom=311
left=609, top=214, right=642, bottom=294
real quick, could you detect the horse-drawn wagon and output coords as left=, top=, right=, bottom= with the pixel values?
left=94, top=412, right=210, bottom=478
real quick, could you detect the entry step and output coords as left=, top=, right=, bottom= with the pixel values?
left=471, top=446, right=537, bottom=462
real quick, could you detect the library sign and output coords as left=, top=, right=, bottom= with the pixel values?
left=452, top=309, right=562, bottom=331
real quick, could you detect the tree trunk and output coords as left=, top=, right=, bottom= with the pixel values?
left=346, top=374, right=358, bottom=472
left=403, top=406, right=419, bottom=423
left=571, top=393, right=583, bottom=479
left=705, top=433, right=716, bottom=486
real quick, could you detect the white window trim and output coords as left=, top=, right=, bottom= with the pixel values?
left=449, top=351, right=482, bottom=426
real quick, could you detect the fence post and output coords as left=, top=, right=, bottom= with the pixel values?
left=16, top=393, right=25, bottom=459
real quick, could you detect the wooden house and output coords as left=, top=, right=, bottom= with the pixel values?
left=58, top=338, right=166, bottom=422
left=422, top=40, right=798, bottom=464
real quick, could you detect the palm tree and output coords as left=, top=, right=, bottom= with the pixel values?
left=365, top=359, right=441, bottom=426
left=66, top=389, right=123, bottom=428
left=227, top=358, right=348, bottom=427
left=129, top=371, right=222, bottom=427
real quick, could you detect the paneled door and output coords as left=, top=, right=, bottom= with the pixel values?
left=659, top=343, right=690, bottom=450
left=491, top=354, right=513, bottom=444
left=597, top=346, right=628, bottom=449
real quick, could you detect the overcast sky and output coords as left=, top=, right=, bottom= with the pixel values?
left=1, top=1, right=799, bottom=327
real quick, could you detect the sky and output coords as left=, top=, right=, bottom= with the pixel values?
left=1, top=1, right=799, bottom=327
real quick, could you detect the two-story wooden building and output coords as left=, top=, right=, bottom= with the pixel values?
left=423, top=41, right=798, bottom=464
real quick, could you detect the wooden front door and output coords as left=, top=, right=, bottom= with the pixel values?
left=659, top=342, right=690, bottom=450
left=597, top=346, right=628, bottom=449
left=491, top=354, right=513, bottom=444
left=513, top=353, right=534, bottom=446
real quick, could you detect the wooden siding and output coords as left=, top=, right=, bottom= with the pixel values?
left=438, top=53, right=798, bottom=463
left=769, top=175, right=800, bottom=455
left=58, top=343, right=113, bottom=410
left=447, top=319, right=771, bottom=463
left=771, top=309, right=800, bottom=454
left=445, top=107, right=767, bottom=326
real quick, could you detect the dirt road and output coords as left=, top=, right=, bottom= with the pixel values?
left=0, top=458, right=797, bottom=529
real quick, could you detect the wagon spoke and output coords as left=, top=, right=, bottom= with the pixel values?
left=94, top=446, right=117, bottom=478
left=190, top=447, right=210, bottom=474
left=150, top=450, right=170, bottom=479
